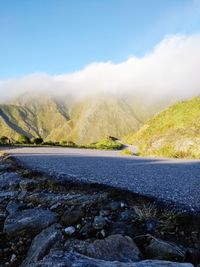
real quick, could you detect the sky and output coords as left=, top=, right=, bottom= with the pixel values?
left=0, top=0, right=200, bottom=79
left=0, top=0, right=200, bottom=104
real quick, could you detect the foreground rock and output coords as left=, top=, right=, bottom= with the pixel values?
left=65, top=234, right=142, bottom=262
left=145, top=238, right=186, bottom=262
left=4, top=208, right=58, bottom=236
left=86, top=234, right=142, bottom=262
left=28, top=251, right=194, bottom=267
left=21, top=224, right=63, bottom=267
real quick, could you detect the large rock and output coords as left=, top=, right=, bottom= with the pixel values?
left=28, top=251, right=194, bottom=267
left=145, top=238, right=186, bottom=262
left=21, top=224, right=62, bottom=267
left=4, top=208, right=58, bottom=236
left=65, top=234, right=142, bottom=262
left=86, top=234, right=142, bottom=262
left=0, top=172, right=21, bottom=190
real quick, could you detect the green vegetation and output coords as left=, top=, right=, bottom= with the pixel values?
left=125, top=96, right=200, bottom=159
left=0, top=135, right=122, bottom=151
left=89, top=138, right=122, bottom=150
left=120, top=149, right=133, bottom=156
left=59, top=137, right=122, bottom=150
left=17, top=135, right=30, bottom=144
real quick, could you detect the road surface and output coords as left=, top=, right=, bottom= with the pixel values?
left=4, top=146, right=200, bottom=211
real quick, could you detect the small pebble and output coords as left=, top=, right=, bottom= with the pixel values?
left=10, top=254, right=17, bottom=263
left=64, top=226, right=76, bottom=236
left=93, top=216, right=106, bottom=230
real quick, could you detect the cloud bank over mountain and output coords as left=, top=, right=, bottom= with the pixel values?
left=1, top=34, right=200, bottom=103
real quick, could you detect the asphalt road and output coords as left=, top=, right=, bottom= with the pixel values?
left=5, top=146, right=200, bottom=211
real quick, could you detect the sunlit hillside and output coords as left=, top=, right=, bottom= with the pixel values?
left=125, top=96, right=200, bottom=158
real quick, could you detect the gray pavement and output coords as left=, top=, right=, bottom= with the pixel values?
left=4, top=146, right=200, bottom=211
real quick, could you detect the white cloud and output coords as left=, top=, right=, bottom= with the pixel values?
left=1, top=34, right=200, bottom=103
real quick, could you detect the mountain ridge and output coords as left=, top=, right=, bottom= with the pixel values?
left=0, top=94, right=153, bottom=144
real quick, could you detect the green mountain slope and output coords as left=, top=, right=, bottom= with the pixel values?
left=125, top=96, right=200, bottom=158
left=0, top=94, right=151, bottom=144
left=0, top=95, right=71, bottom=141
left=68, top=96, right=142, bottom=144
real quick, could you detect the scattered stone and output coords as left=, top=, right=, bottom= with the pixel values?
left=107, top=201, right=122, bottom=211
left=64, top=226, right=76, bottom=236
left=10, top=253, right=17, bottom=263
left=99, top=209, right=110, bottom=216
left=4, top=208, right=58, bottom=236
left=50, top=202, right=61, bottom=211
left=19, top=179, right=39, bottom=191
left=145, top=218, right=159, bottom=234
left=61, top=206, right=84, bottom=226
left=21, top=224, right=62, bottom=267
left=0, top=172, right=21, bottom=190
left=120, top=209, right=139, bottom=222
left=99, top=229, right=106, bottom=238
left=145, top=238, right=186, bottom=262
left=93, top=216, right=107, bottom=230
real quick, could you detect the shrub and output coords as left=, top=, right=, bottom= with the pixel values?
left=18, top=135, right=30, bottom=144
left=91, top=138, right=122, bottom=150
left=43, top=141, right=55, bottom=146
left=0, top=136, right=10, bottom=144
left=32, top=137, right=44, bottom=145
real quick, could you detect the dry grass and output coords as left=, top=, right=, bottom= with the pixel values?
left=133, top=203, right=158, bottom=220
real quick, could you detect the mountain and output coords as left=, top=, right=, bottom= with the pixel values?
left=125, top=96, right=200, bottom=158
left=0, top=94, right=71, bottom=140
left=0, top=93, right=156, bottom=144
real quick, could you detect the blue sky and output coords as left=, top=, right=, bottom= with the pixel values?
left=0, top=0, right=200, bottom=79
